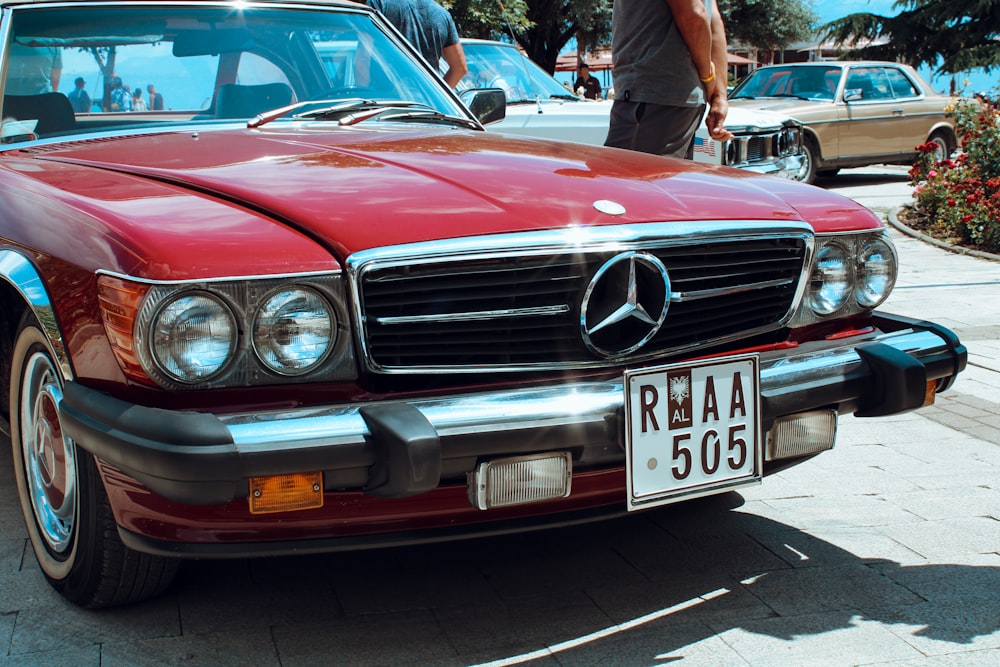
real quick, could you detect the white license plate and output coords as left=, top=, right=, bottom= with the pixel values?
left=624, top=354, right=762, bottom=511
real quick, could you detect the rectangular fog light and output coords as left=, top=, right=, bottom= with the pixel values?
left=468, top=452, right=572, bottom=510
left=249, top=472, right=323, bottom=514
left=767, top=410, right=837, bottom=461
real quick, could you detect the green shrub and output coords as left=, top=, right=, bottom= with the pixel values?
left=907, top=93, right=1000, bottom=253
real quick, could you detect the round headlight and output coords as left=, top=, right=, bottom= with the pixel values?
left=856, top=238, right=897, bottom=308
left=252, top=287, right=335, bottom=375
left=778, top=127, right=799, bottom=156
left=808, top=242, right=853, bottom=315
left=152, top=292, right=237, bottom=383
left=725, top=140, right=740, bottom=166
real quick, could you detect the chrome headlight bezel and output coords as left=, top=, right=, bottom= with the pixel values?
left=789, top=231, right=898, bottom=327
left=129, top=273, right=355, bottom=390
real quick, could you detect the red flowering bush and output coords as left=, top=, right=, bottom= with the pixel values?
left=906, top=94, right=1000, bottom=252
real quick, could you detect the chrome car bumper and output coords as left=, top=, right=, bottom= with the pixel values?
left=60, top=312, right=965, bottom=506
left=736, top=154, right=804, bottom=179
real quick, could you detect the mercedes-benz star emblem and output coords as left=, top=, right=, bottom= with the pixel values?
left=580, top=251, right=671, bottom=357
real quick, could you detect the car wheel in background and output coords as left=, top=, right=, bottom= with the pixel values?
left=927, top=130, right=953, bottom=162
left=796, top=137, right=819, bottom=184
left=9, top=311, right=178, bottom=608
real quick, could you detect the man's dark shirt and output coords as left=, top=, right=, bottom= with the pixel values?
left=574, top=73, right=601, bottom=100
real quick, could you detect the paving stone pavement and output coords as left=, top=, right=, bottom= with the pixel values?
left=1, top=166, right=997, bottom=666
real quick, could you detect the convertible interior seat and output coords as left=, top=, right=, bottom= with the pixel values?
left=214, top=83, right=293, bottom=119
left=2, top=92, right=76, bottom=136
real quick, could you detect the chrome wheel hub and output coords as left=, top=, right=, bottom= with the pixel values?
left=21, top=351, right=76, bottom=554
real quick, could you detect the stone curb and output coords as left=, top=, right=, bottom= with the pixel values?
left=886, top=206, right=1000, bottom=262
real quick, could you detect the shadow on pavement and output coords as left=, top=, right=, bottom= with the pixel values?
left=816, top=169, right=911, bottom=189
left=2, top=441, right=998, bottom=664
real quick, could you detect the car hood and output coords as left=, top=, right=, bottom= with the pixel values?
left=729, top=97, right=833, bottom=117
left=22, top=125, right=878, bottom=263
left=724, top=105, right=797, bottom=131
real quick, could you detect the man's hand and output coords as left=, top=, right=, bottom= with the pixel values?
left=705, top=89, right=734, bottom=141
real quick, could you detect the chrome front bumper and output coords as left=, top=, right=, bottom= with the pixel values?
left=737, top=154, right=804, bottom=179
left=60, top=312, right=965, bottom=506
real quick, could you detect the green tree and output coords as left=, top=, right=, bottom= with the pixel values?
left=449, top=0, right=817, bottom=74
left=450, top=0, right=611, bottom=73
left=446, top=0, right=533, bottom=41
left=719, top=0, right=817, bottom=59
left=821, top=0, right=1000, bottom=75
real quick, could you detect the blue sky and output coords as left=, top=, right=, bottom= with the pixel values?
left=814, top=0, right=897, bottom=24
left=813, top=0, right=997, bottom=94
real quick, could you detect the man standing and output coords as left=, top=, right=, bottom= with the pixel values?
left=6, top=43, right=61, bottom=94
left=366, top=0, right=467, bottom=88
left=573, top=63, right=602, bottom=100
left=604, top=0, right=733, bottom=158
left=147, top=84, right=164, bottom=110
left=67, top=77, right=91, bottom=113
left=109, top=76, right=132, bottom=112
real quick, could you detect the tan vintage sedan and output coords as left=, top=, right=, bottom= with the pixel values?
left=728, top=61, right=957, bottom=183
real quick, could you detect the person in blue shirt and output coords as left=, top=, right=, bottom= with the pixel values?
left=109, top=76, right=132, bottom=112
left=67, top=77, right=91, bottom=113
left=366, top=0, right=467, bottom=87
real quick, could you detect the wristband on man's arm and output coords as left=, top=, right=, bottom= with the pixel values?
left=700, top=61, right=715, bottom=83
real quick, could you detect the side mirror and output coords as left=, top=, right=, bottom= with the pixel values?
left=844, top=88, right=863, bottom=103
left=459, top=88, right=506, bottom=125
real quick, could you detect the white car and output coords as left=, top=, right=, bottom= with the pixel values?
left=457, top=39, right=804, bottom=178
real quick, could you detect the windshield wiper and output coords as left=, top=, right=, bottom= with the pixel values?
left=248, top=99, right=463, bottom=129
left=368, top=107, right=481, bottom=130
left=248, top=98, right=375, bottom=128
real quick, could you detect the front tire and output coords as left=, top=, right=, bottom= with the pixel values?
left=797, top=137, right=819, bottom=184
left=9, top=312, right=178, bottom=608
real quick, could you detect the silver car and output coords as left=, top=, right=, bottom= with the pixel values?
left=457, top=39, right=804, bottom=178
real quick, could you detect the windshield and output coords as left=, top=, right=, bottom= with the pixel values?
left=731, top=66, right=842, bottom=101
left=455, top=42, right=579, bottom=104
left=1, top=3, right=469, bottom=143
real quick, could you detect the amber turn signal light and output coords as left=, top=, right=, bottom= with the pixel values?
left=923, top=380, right=937, bottom=408
left=249, top=472, right=323, bottom=514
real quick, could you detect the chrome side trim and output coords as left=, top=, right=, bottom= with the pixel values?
left=346, top=221, right=815, bottom=269
left=0, top=249, right=73, bottom=380
left=672, top=277, right=796, bottom=303
left=374, top=304, right=570, bottom=325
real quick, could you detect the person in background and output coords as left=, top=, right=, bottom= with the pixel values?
left=67, top=77, right=91, bottom=113
left=109, top=76, right=132, bottom=111
left=604, top=0, right=733, bottom=158
left=147, top=83, right=164, bottom=110
left=573, top=63, right=602, bottom=100
left=131, top=86, right=147, bottom=111
left=365, top=0, right=467, bottom=88
left=5, top=42, right=62, bottom=94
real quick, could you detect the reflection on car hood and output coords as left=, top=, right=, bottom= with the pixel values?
left=729, top=97, right=832, bottom=116
left=723, top=105, right=798, bottom=131
left=26, top=126, right=878, bottom=257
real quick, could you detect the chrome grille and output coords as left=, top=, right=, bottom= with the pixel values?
left=350, top=224, right=813, bottom=373
left=745, top=136, right=769, bottom=162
